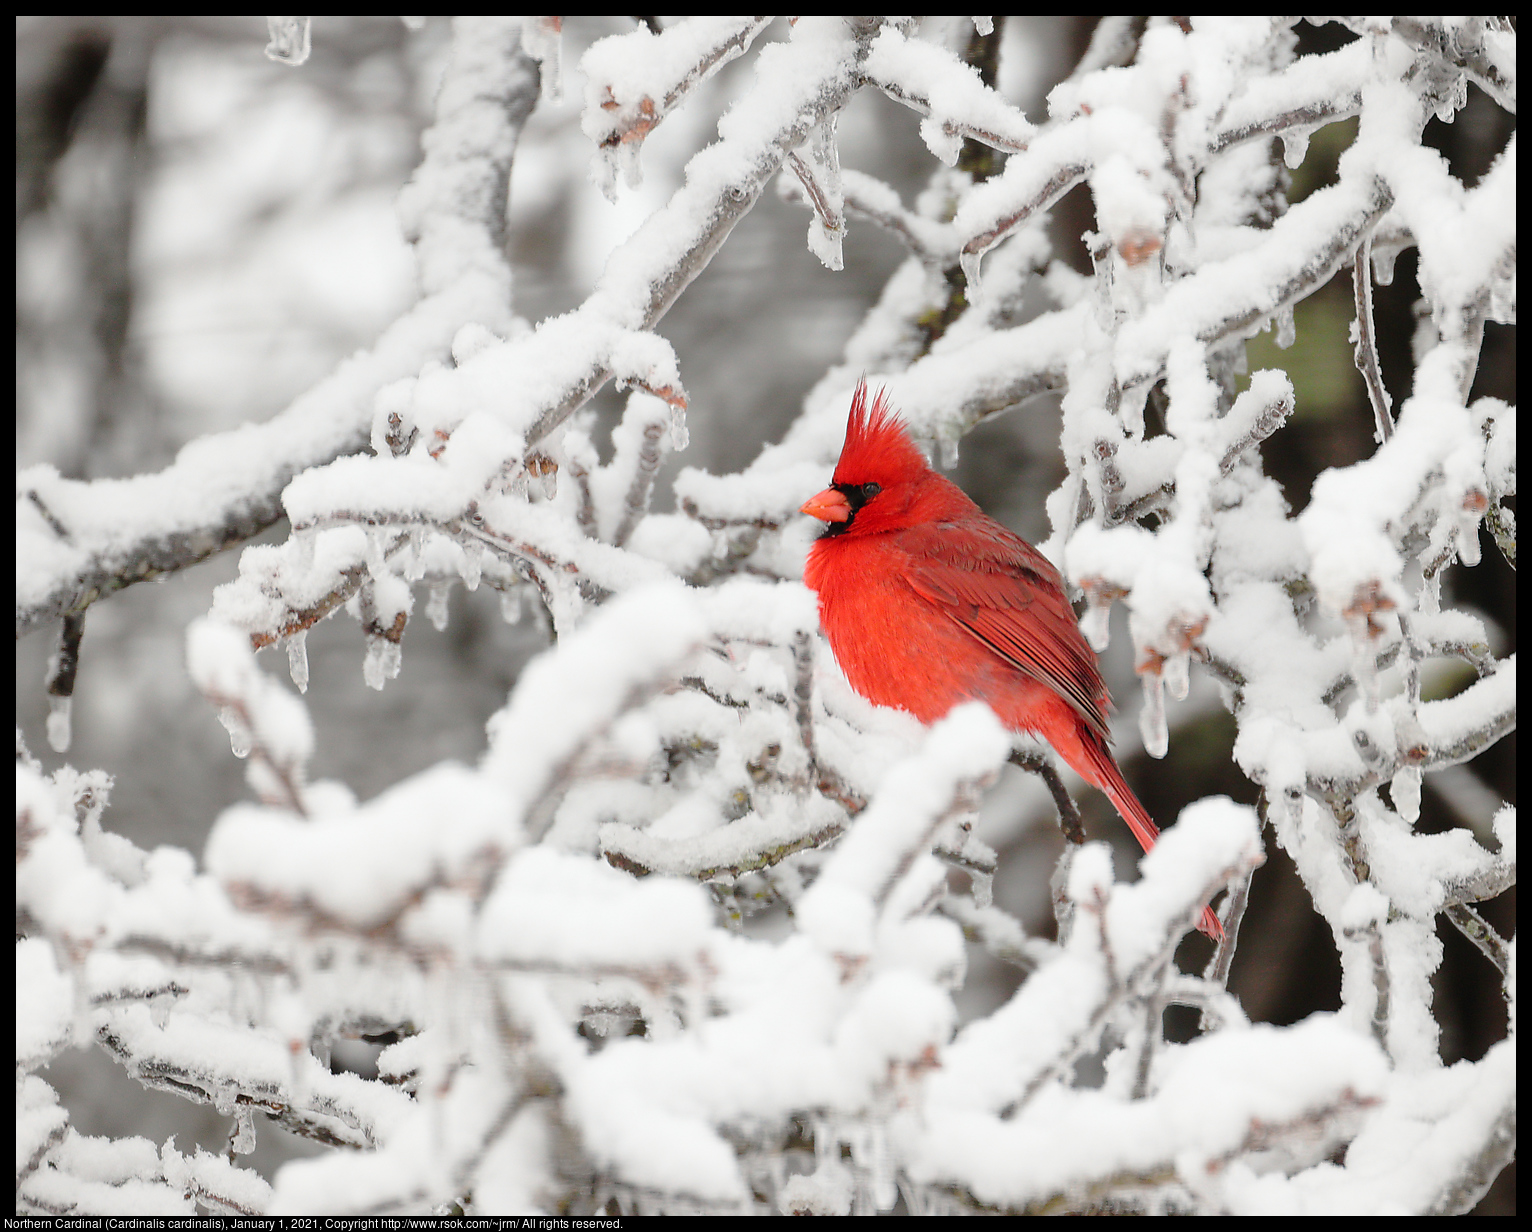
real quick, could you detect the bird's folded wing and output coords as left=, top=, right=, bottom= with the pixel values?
left=898, top=523, right=1113, bottom=743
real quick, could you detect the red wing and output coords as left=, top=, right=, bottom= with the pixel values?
left=896, top=520, right=1112, bottom=743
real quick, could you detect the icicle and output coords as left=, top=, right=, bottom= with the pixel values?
left=959, top=247, right=984, bottom=296
left=460, top=543, right=483, bottom=591
left=46, top=695, right=72, bottom=753
left=1371, top=244, right=1397, bottom=288
left=1120, top=381, right=1149, bottom=439
left=363, top=637, right=402, bottom=691
left=1391, top=765, right=1422, bottom=825
left=593, top=148, right=620, bottom=204
left=522, top=15, right=562, bottom=102
left=270, top=986, right=311, bottom=1101
left=968, top=865, right=994, bottom=910
left=669, top=401, right=690, bottom=451
left=539, top=465, right=558, bottom=501
left=1419, top=570, right=1441, bottom=616
left=286, top=631, right=309, bottom=694
left=1081, top=601, right=1112, bottom=652
left=264, top=15, right=311, bottom=66
left=870, top=1127, right=898, bottom=1214
left=427, top=581, right=452, bottom=632
left=500, top=587, right=523, bottom=625
left=230, top=1104, right=257, bottom=1155
left=1274, top=305, right=1296, bottom=349
left=1162, top=651, right=1190, bottom=702
left=936, top=434, right=960, bottom=471
left=1455, top=506, right=1483, bottom=567
left=213, top=1084, right=237, bottom=1117
left=217, top=707, right=252, bottom=759
left=364, top=529, right=387, bottom=578
left=148, top=989, right=173, bottom=1030
left=845, top=1123, right=897, bottom=1214
left=1280, top=128, right=1310, bottom=170
left=403, top=529, right=427, bottom=582
left=1434, top=73, right=1467, bottom=123
left=617, top=137, right=644, bottom=190
left=1348, top=638, right=1382, bottom=713
left=1139, top=671, right=1169, bottom=758
left=808, top=216, right=845, bottom=271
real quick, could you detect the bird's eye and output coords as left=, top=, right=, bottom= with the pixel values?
left=861, top=482, right=881, bottom=499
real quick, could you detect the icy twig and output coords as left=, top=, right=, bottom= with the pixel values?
left=785, top=142, right=847, bottom=269
left=1422, top=1071, right=1517, bottom=1215
left=1355, top=917, right=1392, bottom=1057
left=1211, top=40, right=1368, bottom=153
left=1113, top=177, right=1395, bottom=391
left=861, top=24, right=1037, bottom=160
left=1198, top=862, right=1256, bottom=1032
left=1352, top=237, right=1394, bottom=443
left=611, top=413, right=669, bottom=548
left=1008, top=748, right=1086, bottom=846
left=1443, top=902, right=1510, bottom=976
left=837, top=169, right=953, bottom=266
left=1309, top=659, right=1516, bottom=810
left=1388, top=15, right=1517, bottom=115
left=582, top=18, right=773, bottom=160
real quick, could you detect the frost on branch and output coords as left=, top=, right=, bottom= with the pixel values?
left=16, top=15, right=1513, bottom=1217
left=581, top=16, right=774, bottom=199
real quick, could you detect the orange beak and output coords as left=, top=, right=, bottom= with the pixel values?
left=800, top=487, right=852, bottom=524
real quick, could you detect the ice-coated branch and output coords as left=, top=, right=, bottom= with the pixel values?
left=187, top=619, right=315, bottom=813
left=396, top=17, right=541, bottom=289
left=1113, top=176, right=1395, bottom=391
left=1386, top=16, right=1517, bottom=116
left=861, top=23, right=1037, bottom=163
left=93, top=1010, right=408, bottom=1150
left=1211, top=35, right=1369, bottom=153
left=929, top=802, right=1264, bottom=1121
left=1352, top=236, right=1394, bottom=442
left=1422, top=1069, right=1516, bottom=1215
left=836, top=169, right=954, bottom=266
left=581, top=16, right=775, bottom=197
left=1443, top=902, right=1510, bottom=976
left=609, top=415, right=670, bottom=548
left=511, top=18, right=879, bottom=451
left=955, top=142, right=1090, bottom=286
left=1317, top=657, right=1516, bottom=806
left=785, top=139, right=847, bottom=270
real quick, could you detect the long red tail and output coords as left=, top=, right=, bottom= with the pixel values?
left=1077, top=736, right=1224, bottom=941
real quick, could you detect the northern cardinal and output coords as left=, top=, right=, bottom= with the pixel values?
left=800, top=380, right=1222, bottom=941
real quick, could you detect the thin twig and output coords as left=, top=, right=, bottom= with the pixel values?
left=1352, top=236, right=1394, bottom=442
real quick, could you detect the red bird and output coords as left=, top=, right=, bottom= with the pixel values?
left=800, top=381, right=1222, bottom=941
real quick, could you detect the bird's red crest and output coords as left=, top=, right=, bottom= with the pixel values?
left=833, top=380, right=931, bottom=488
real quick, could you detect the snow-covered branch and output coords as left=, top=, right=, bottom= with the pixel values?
left=15, top=18, right=540, bottom=644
